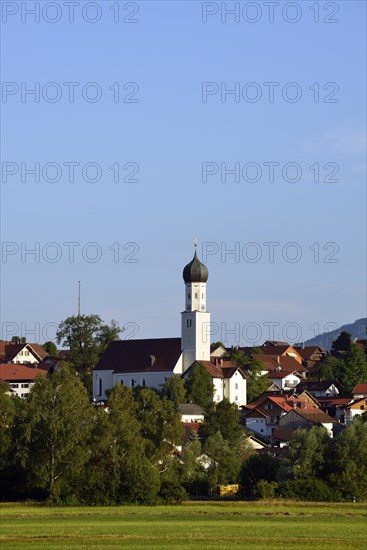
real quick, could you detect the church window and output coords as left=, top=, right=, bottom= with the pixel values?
left=131, top=379, right=135, bottom=388
left=142, top=379, right=146, bottom=387
left=186, top=319, right=192, bottom=328
left=188, top=293, right=190, bottom=299
left=195, top=293, right=198, bottom=299
left=235, top=383, right=238, bottom=390
left=98, top=378, right=102, bottom=396
left=120, top=380, right=124, bottom=385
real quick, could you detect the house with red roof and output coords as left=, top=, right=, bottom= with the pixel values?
left=352, top=384, right=367, bottom=400
left=0, top=363, right=46, bottom=398
left=241, top=393, right=316, bottom=438
left=345, top=397, right=367, bottom=426
left=0, top=341, right=48, bottom=365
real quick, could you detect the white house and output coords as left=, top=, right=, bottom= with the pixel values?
left=0, top=363, right=47, bottom=398
left=0, top=342, right=48, bottom=365
left=268, top=371, right=302, bottom=391
left=345, top=398, right=367, bottom=426
left=178, top=403, right=204, bottom=423
left=93, top=247, right=245, bottom=406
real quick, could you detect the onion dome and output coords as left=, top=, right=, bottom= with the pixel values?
left=183, top=248, right=209, bottom=283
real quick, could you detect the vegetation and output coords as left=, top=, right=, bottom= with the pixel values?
left=55, top=314, right=122, bottom=390
left=1, top=502, right=366, bottom=549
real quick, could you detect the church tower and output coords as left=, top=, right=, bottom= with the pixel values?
left=181, top=245, right=211, bottom=371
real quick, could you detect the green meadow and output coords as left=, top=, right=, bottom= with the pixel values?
left=1, top=501, right=366, bottom=549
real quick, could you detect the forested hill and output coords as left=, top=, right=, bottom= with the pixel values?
left=305, top=318, right=367, bottom=350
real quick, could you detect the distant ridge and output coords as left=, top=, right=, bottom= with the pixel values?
left=304, top=318, right=367, bottom=350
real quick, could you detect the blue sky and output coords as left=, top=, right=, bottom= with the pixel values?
left=1, top=0, right=366, bottom=346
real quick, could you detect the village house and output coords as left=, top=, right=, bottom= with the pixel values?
left=0, top=363, right=47, bottom=398
left=267, top=370, right=303, bottom=391
left=344, top=397, right=367, bottom=426
left=178, top=403, right=204, bottom=424
left=0, top=342, right=48, bottom=365
left=93, top=248, right=246, bottom=406
left=352, top=383, right=367, bottom=400
left=278, top=408, right=337, bottom=437
left=295, top=379, right=343, bottom=398
left=241, top=393, right=316, bottom=439
left=295, top=345, right=328, bottom=369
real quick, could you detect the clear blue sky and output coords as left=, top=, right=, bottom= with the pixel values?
left=1, top=1, right=366, bottom=346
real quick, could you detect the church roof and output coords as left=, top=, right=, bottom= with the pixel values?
left=94, top=338, right=182, bottom=374
left=183, top=249, right=208, bottom=283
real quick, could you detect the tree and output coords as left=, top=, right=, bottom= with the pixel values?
left=17, top=367, right=92, bottom=502
left=318, top=356, right=345, bottom=381
left=331, top=331, right=352, bottom=354
left=328, top=418, right=367, bottom=501
left=204, top=431, right=242, bottom=485
left=82, top=384, right=163, bottom=504
left=341, top=344, right=367, bottom=392
left=11, top=336, right=26, bottom=344
left=42, top=341, right=58, bottom=356
left=161, top=375, right=186, bottom=408
left=200, top=398, right=243, bottom=449
left=184, top=362, right=214, bottom=409
left=133, top=387, right=183, bottom=461
left=56, top=314, right=122, bottom=389
left=240, top=453, right=281, bottom=497
left=0, top=384, right=16, bottom=470
left=286, top=427, right=330, bottom=481
left=226, top=348, right=268, bottom=402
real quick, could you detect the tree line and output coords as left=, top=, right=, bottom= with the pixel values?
left=1, top=367, right=366, bottom=504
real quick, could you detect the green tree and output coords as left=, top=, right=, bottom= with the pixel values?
left=286, top=427, right=330, bottom=481
left=341, top=344, right=367, bottom=392
left=0, top=384, right=15, bottom=467
left=318, top=356, right=345, bottom=381
left=184, top=362, right=214, bottom=409
left=82, top=384, right=151, bottom=504
left=204, top=431, right=242, bottom=485
left=42, top=341, right=58, bottom=356
left=17, top=368, right=92, bottom=502
left=161, top=375, right=186, bottom=408
left=134, top=387, right=183, bottom=461
left=200, top=398, right=243, bottom=448
left=240, top=453, right=281, bottom=497
left=331, top=331, right=352, bottom=354
left=11, top=336, right=26, bottom=344
left=328, top=418, right=367, bottom=501
left=56, top=314, right=122, bottom=389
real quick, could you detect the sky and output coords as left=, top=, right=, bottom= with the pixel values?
left=1, top=0, right=366, bottom=347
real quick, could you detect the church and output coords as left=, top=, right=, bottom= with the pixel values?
left=92, top=247, right=247, bottom=406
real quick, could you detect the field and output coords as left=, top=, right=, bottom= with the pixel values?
left=1, top=501, right=366, bottom=549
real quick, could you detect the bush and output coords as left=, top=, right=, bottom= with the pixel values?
left=254, top=480, right=278, bottom=500
left=279, top=479, right=341, bottom=502
left=159, top=480, right=188, bottom=504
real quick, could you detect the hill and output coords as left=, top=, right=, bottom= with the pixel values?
left=305, top=318, right=367, bottom=350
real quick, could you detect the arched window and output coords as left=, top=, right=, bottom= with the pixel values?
left=142, top=379, right=146, bottom=387
left=98, top=378, right=102, bottom=396
left=131, top=379, right=135, bottom=388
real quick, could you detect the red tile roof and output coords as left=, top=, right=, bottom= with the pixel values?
left=256, top=354, right=306, bottom=372
left=352, top=383, right=367, bottom=395
left=297, top=346, right=325, bottom=360
left=0, top=363, right=46, bottom=381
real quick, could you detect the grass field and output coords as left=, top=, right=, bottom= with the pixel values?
left=1, top=501, right=366, bottom=549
